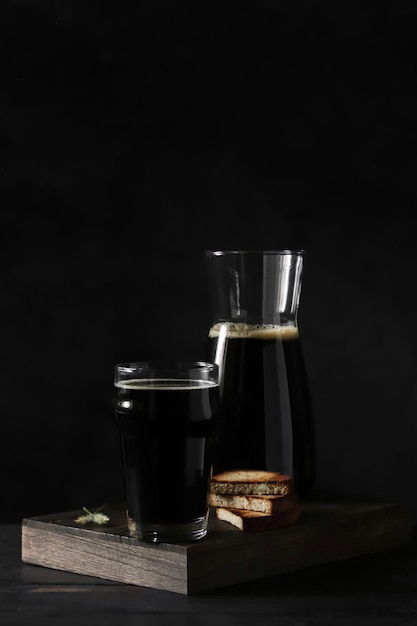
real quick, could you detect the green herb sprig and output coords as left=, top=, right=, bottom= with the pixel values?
left=74, top=503, right=110, bottom=526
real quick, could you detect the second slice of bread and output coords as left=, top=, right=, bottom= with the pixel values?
left=209, top=491, right=298, bottom=514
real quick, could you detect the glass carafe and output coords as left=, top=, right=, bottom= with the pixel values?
left=205, top=250, right=315, bottom=496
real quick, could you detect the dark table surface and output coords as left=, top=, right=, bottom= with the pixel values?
left=3, top=522, right=417, bottom=626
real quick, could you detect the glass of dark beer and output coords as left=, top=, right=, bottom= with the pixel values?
left=205, top=250, right=315, bottom=496
left=114, top=360, right=219, bottom=543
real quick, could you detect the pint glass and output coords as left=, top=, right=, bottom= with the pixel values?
left=114, top=361, right=219, bottom=542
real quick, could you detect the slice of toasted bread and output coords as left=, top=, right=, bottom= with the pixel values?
left=210, top=469, right=294, bottom=496
left=215, top=505, right=301, bottom=531
left=209, top=491, right=298, bottom=514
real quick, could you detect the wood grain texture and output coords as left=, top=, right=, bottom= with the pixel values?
left=21, top=498, right=414, bottom=595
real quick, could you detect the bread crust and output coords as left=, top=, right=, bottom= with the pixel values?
left=210, top=469, right=294, bottom=496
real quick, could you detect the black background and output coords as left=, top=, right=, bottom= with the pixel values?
left=2, top=0, right=417, bottom=522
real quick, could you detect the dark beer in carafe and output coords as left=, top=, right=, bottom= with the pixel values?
left=209, top=322, right=315, bottom=495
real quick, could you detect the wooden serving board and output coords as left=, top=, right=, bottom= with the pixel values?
left=21, top=498, right=414, bottom=595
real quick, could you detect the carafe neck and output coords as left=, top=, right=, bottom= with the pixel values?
left=205, top=250, right=304, bottom=327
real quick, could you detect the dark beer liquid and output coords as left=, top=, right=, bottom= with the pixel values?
left=208, top=323, right=314, bottom=495
left=114, top=379, right=218, bottom=526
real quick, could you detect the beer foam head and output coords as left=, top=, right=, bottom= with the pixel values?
left=115, top=378, right=219, bottom=390
left=208, top=322, right=299, bottom=340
